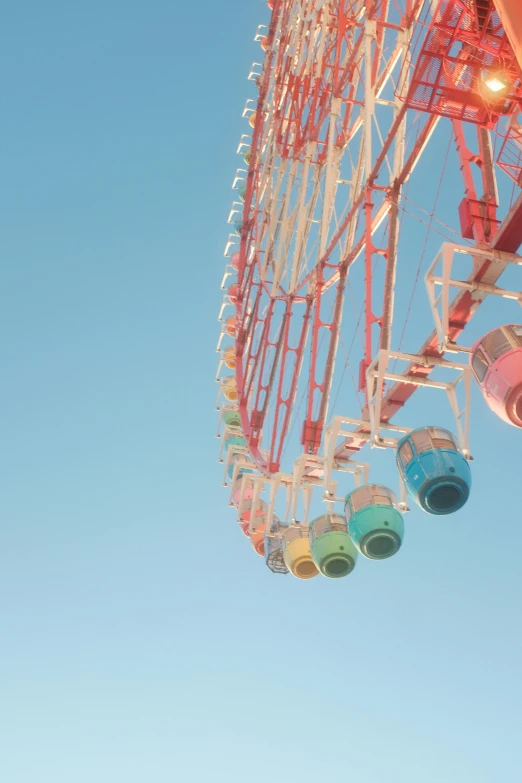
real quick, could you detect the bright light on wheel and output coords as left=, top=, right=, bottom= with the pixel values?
left=483, top=73, right=509, bottom=93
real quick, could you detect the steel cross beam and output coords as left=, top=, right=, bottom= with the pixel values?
left=333, top=186, right=522, bottom=461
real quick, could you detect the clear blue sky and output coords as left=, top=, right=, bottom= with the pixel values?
left=1, top=2, right=521, bottom=782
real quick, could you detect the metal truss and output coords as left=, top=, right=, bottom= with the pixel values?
left=425, top=241, right=522, bottom=353
left=217, top=0, right=522, bottom=527
left=366, top=348, right=471, bottom=457
left=233, top=0, right=440, bottom=473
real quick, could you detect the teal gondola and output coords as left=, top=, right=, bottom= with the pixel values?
left=345, top=485, right=404, bottom=560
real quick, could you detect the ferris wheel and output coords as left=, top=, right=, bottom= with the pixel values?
left=216, top=0, right=522, bottom=580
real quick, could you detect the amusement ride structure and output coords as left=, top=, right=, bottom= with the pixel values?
left=216, top=0, right=522, bottom=579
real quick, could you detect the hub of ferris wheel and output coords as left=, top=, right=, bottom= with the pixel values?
left=215, top=0, right=522, bottom=579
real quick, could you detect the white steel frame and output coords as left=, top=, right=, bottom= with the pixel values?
left=365, top=348, right=472, bottom=458
left=425, top=242, right=522, bottom=354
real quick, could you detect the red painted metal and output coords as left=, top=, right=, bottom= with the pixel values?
left=272, top=0, right=363, bottom=162
left=402, top=0, right=522, bottom=128
left=497, top=117, right=522, bottom=185
left=234, top=0, right=373, bottom=471
left=230, top=0, right=522, bottom=478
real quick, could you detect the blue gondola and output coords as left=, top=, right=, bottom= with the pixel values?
left=345, top=485, right=404, bottom=560
left=396, top=427, right=471, bottom=515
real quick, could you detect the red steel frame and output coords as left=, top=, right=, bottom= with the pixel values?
left=404, top=0, right=522, bottom=126
left=231, top=0, right=522, bottom=477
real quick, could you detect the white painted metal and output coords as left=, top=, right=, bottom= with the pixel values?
left=365, top=348, right=472, bottom=457
left=425, top=243, right=522, bottom=353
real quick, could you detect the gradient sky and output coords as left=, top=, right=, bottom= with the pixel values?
left=1, top=2, right=521, bottom=782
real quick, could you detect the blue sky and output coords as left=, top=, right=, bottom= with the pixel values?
left=1, top=2, right=521, bottom=782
